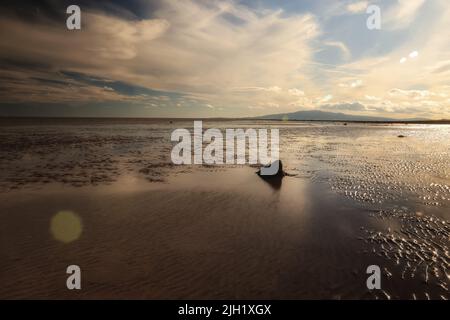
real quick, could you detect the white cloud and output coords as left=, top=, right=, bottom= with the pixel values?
left=383, top=0, right=426, bottom=30
left=288, top=88, right=305, bottom=96
left=323, top=41, right=351, bottom=60
left=389, top=88, right=431, bottom=99
left=338, top=79, right=362, bottom=88
left=409, top=51, right=419, bottom=58
left=365, top=95, right=381, bottom=101
left=346, top=1, right=368, bottom=13
left=351, top=80, right=363, bottom=88
left=319, top=94, right=333, bottom=103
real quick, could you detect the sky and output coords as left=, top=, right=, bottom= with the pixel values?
left=0, top=0, right=449, bottom=119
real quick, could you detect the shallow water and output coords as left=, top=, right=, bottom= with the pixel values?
left=0, top=119, right=449, bottom=299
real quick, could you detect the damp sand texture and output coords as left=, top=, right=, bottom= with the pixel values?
left=0, top=119, right=449, bottom=299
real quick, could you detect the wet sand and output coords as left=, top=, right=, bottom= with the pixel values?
left=0, top=119, right=449, bottom=299
left=0, top=168, right=375, bottom=299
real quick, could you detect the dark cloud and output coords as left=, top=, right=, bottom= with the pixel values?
left=0, top=0, right=160, bottom=23
left=0, top=58, right=52, bottom=72
left=60, top=70, right=185, bottom=98
left=0, top=101, right=152, bottom=117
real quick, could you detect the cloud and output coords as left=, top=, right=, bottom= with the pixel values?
left=288, top=88, right=305, bottom=96
left=346, top=1, right=368, bottom=14
left=432, top=61, right=450, bottom=74
left=331, top=0, right=450, bottom=119
left=0, top=0, right=319, bottom=113
left=0, top=68, right=129, bottom=104
left=323, top=41, right=351, bottom=60
left=409, top=51, right=419, bottom=59
left=319, top=94, right=333, bottom=103
left=339, top=79, right=363, bottom=88
left=0, top=0, right=449, bottom=119
left=389, top=88, right=432, bottom=99
left=383, top=0, right=426, bottom=30
left=365, top=95, right=381, bottom=101
left=232, top=86, right=282, bottom=93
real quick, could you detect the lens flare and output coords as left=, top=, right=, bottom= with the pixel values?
left=50, top=210, right=82, bottom=243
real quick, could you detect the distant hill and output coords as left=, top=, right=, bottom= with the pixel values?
left=253, top=110, right=427, bottom=122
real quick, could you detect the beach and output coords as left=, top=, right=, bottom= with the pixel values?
left=0, top=119, right=449, bottom=299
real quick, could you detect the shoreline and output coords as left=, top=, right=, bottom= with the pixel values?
left=1, top=116, right=449, bottom=125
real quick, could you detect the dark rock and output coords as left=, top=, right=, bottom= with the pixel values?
left=256, top=160, right=285, bottom=190
left=256, top=160, right=285, bottom=177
